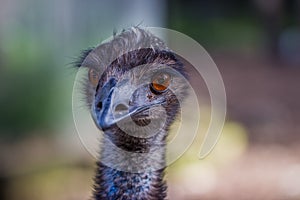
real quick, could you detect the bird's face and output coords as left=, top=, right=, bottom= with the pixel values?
left=89, top=49, right=188, bottom=139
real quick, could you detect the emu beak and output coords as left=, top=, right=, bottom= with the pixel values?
left=93, top=78, right=148, bottom=131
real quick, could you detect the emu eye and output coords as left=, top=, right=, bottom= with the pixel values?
left=151, top=72, right=171, bottom=93
left=88, top=68, right=99, bottom=86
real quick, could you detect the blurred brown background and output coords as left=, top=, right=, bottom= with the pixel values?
left=0, top=0, right=300, bottom=199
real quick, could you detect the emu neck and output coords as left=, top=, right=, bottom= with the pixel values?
left=93, top=132, right=167, bottom=200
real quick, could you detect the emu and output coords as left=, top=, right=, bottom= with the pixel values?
left=75, top=27, right=188, bottom=200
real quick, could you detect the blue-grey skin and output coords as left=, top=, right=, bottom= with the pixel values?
left=76, top=27, right=188, bottom=200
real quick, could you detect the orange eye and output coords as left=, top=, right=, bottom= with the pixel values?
left=151, top=73, right=171, bottom=93
left=88, top=68, right=99, bottom=86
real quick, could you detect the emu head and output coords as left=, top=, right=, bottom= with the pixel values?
left=77, top=27, right=189, bottom=152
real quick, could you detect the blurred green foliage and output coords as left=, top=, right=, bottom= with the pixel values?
left=171, top=17, right=263, bottom=50
left=0, top=0, right=127, bottom=139
left=0, top=32, right=60, bottom=137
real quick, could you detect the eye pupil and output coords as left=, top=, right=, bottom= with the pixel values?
left=89, top=69, right=99, bottom=86
left=157, top=76, right=167, bottom=84
left=151, top=73, right=171, bottom=92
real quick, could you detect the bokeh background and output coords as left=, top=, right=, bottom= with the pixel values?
left=1, top=0, right=300, bottom=199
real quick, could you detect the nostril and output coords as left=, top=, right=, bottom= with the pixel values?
left=96, top=101, right=103, bottom=110
left=114, top=104, right=128, bottom=112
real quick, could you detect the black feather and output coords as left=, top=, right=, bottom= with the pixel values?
left=73, top=47, right=94, bottom=68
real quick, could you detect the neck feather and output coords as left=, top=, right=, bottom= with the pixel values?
left=92, top=130, right=168, bottom=200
